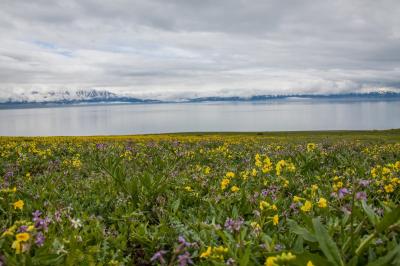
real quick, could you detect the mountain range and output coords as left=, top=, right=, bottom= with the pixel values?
left=1, top=89, right=400, bottom=107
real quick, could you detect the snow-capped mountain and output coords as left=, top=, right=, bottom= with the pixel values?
left=0, top=89, right=399, bottom=106
left=0, top=89, right=159, bottom=104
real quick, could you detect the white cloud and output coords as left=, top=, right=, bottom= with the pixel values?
left=0, top=0, right=399, bottom=100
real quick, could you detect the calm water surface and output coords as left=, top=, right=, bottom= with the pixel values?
left=1, top=100, right=399, bottom=136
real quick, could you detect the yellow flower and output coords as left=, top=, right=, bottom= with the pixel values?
left=262, top=157, right=273, bottom=173
left=259, top=201, right=270, bottom=210
left=382, top=167, right=391, bottom=176
left=301, top=200, right=312, bottom=212
left=184, top=186, right=193, bottom=192
left=204, top=166, right=211, bottom=174
left=307, top=143, right=316, bottom=152
left=16, top=233, right=30, bottom=242
left=251, top=222, right=261, bottom=230
left=13, top=200, right=24, bottom=210
left=2, top=228, right=14, bottom=237
left=273, top=214, right=279, bottom=225
left=276, top=160, right=286, bottom=176
left=293, top=196, right=301, bottom=202
left=225, top=172, right=235, bottom=178
left=311, top=184, right=318, bottom=192
left=231, top=186, right=240, bottom=192
left=384, top=184, right=394, bottom=193
left=271, top=204, right=277, bottom=211
left=318, top=197, right=327, bottom=208
left=265, top=256, right=278, bottom=266
left=280, top=252, right=296, bottom=261
left=395, top=161, right=400, bottom=171
left=283, top=179, right=289, bottom=187
left=220, top=178, right=230, bottom=190
left=214, top=246, right=228, bottom=253
left=200, top=246, right=212, bottom=258
left=307, top=261, right=315, bottom=266
left=252, top=168, right=258, bottom=176
left=255, top=159, right=262, bottom=168
left=12, top=240, right=22, bottom=254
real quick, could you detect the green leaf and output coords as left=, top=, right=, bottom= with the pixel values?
left=171, top=198, right=181, bottom=213
left=239, top=245, right=251, bottom=266
left=376, top=206, right=400, bottom=233
left=312, top=217, right=344, bottom=266
left=366, top=245, right=400, bottom=266
left=361, top=200, right=379, bottom=226
left=288, top=219, right=317, bottom=242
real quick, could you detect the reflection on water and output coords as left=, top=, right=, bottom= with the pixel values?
left=1, top=100, right=399, bottom=136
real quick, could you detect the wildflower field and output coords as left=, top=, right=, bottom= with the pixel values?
left=1, top=130, right=400, bottom=266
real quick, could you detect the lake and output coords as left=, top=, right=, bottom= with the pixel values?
left=1, top=99, right=399, bottom=136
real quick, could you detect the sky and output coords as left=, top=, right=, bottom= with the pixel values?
left=1, top=0, right=400, bottom=100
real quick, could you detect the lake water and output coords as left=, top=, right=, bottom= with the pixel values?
left=1, top=100, right=399, bottom=136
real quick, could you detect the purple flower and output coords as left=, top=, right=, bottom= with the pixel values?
left=178, top=251, right=193, bottom=266
left=224, top=217, right=244, bottom=233
left=261, top=189, right=268, bottom=197
left=150, top=250, right=167, bottom=264
left=338, top=188, right=349, bottom=198
left=4, top=171, right=13, bottom=178
left=274, top=243, right=284, bottom=251
left=54, top=210, right=62, bottom=222
left=35, top=232, right=45, bottom=247
left=32, top=210, right=42, bottom=222
left=17, top=226, right=28, bottom=233
left=359, top=179, right=371, bottom=187
left=3, top=171, right=13, bottom=187
left=35, top=217, right=51, bottom=231
left=356, top=191, right=367, bottom=201
left=178, top=236, right=191, bottom=247
left=96, top=143, right=107, bottom=149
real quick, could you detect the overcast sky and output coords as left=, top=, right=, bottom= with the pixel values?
left=1, top=0, right=400, bottom=99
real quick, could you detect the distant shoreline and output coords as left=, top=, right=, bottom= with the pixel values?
left=1, top=129, right=399, bottom=139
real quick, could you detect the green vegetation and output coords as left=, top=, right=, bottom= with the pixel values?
left=0, top=130, right=399, bottom=265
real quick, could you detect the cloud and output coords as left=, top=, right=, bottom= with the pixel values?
left=0, top=0, right=400, bottom=99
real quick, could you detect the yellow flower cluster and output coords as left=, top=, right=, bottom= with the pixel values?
left=63, top=154, right=82, bottom=169
left=255, top=154, right=274, bottom=174
left=0, top=186, right=17, bottom=193
left=200, top=245, right=228, bottom=260
left=220, top=172, right=237, bottom=191
left=332, top=176, right=344, bottom=192
left=276, top=160, right=296, bottom=176
left=265, top=252, right=296, bottom=266
left=370, top=163, right=399, bottom=194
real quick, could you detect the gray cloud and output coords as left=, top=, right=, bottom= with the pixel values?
left=0, top=0, right=400, bottom=99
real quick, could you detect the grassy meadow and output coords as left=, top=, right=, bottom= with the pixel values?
left=1, top=130, right=400, bottom=265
